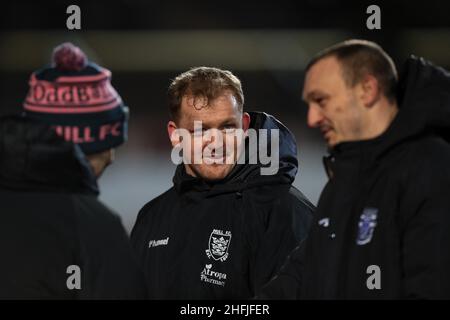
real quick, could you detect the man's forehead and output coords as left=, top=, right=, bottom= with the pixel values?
left=182, top=92, right=237, bottom=108
left=303, top=56, right=342, bottom=98
left=179, top=92, right=240, bottom=126
left=313, top=54, right=341, bottom=70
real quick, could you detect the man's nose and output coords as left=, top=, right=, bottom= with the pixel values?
left=201, top=129, right=222, bottom=150
left=307, top=105, right=324, bottom=128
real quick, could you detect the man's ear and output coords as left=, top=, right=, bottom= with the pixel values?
left=167, top=121, right=179, bottom=148
left=242, top=112, right=251, bottom=132
left=360, top=75, right=381, bottom=108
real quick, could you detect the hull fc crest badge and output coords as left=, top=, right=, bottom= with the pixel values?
left=206, top=229, right=232, bottom=262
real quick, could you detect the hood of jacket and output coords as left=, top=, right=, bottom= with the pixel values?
left=0, top=115, right=98, bottom=194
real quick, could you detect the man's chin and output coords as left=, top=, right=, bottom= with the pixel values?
left=326, top=140, right=336, bottom=148
left=193, top=164, right=235, bottom=181
left=324, top=133, right=339, bottom=148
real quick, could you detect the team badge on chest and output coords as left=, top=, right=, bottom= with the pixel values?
left=206, top=229, right=232, bottom=262
left=356, top=207, right=378, bottom=245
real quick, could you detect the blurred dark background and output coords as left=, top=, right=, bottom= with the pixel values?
left=2, top=0, right=450, bottom=231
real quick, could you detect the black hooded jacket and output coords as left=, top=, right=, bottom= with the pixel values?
left=130, top=112, right=315, bottom=299
left=0, top=115, right=147, bottom=299
left=260, top=56, right=450, bottom=299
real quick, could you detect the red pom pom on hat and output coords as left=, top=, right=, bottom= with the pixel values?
left=52, top=42, right=87, bottom=72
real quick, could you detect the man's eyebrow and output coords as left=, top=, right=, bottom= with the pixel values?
left=185, top=121, right=209, bottom=131
left=304, top=90, right=328, bottom=102
left=187, top=117, right=238, bottom=130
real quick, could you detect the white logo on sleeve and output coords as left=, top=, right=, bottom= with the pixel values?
left=205, top=229, right=232, bottom=262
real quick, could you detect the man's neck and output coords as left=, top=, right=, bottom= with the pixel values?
left=362, top=99, right=398, bottom=140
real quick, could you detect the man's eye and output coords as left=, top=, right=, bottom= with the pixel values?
left=316, top=98, right=326, bottom=106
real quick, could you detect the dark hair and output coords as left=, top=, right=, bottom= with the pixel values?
left=306, top=39, right=398, bottom=102
left=168, top=67, right=244, bottom=121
